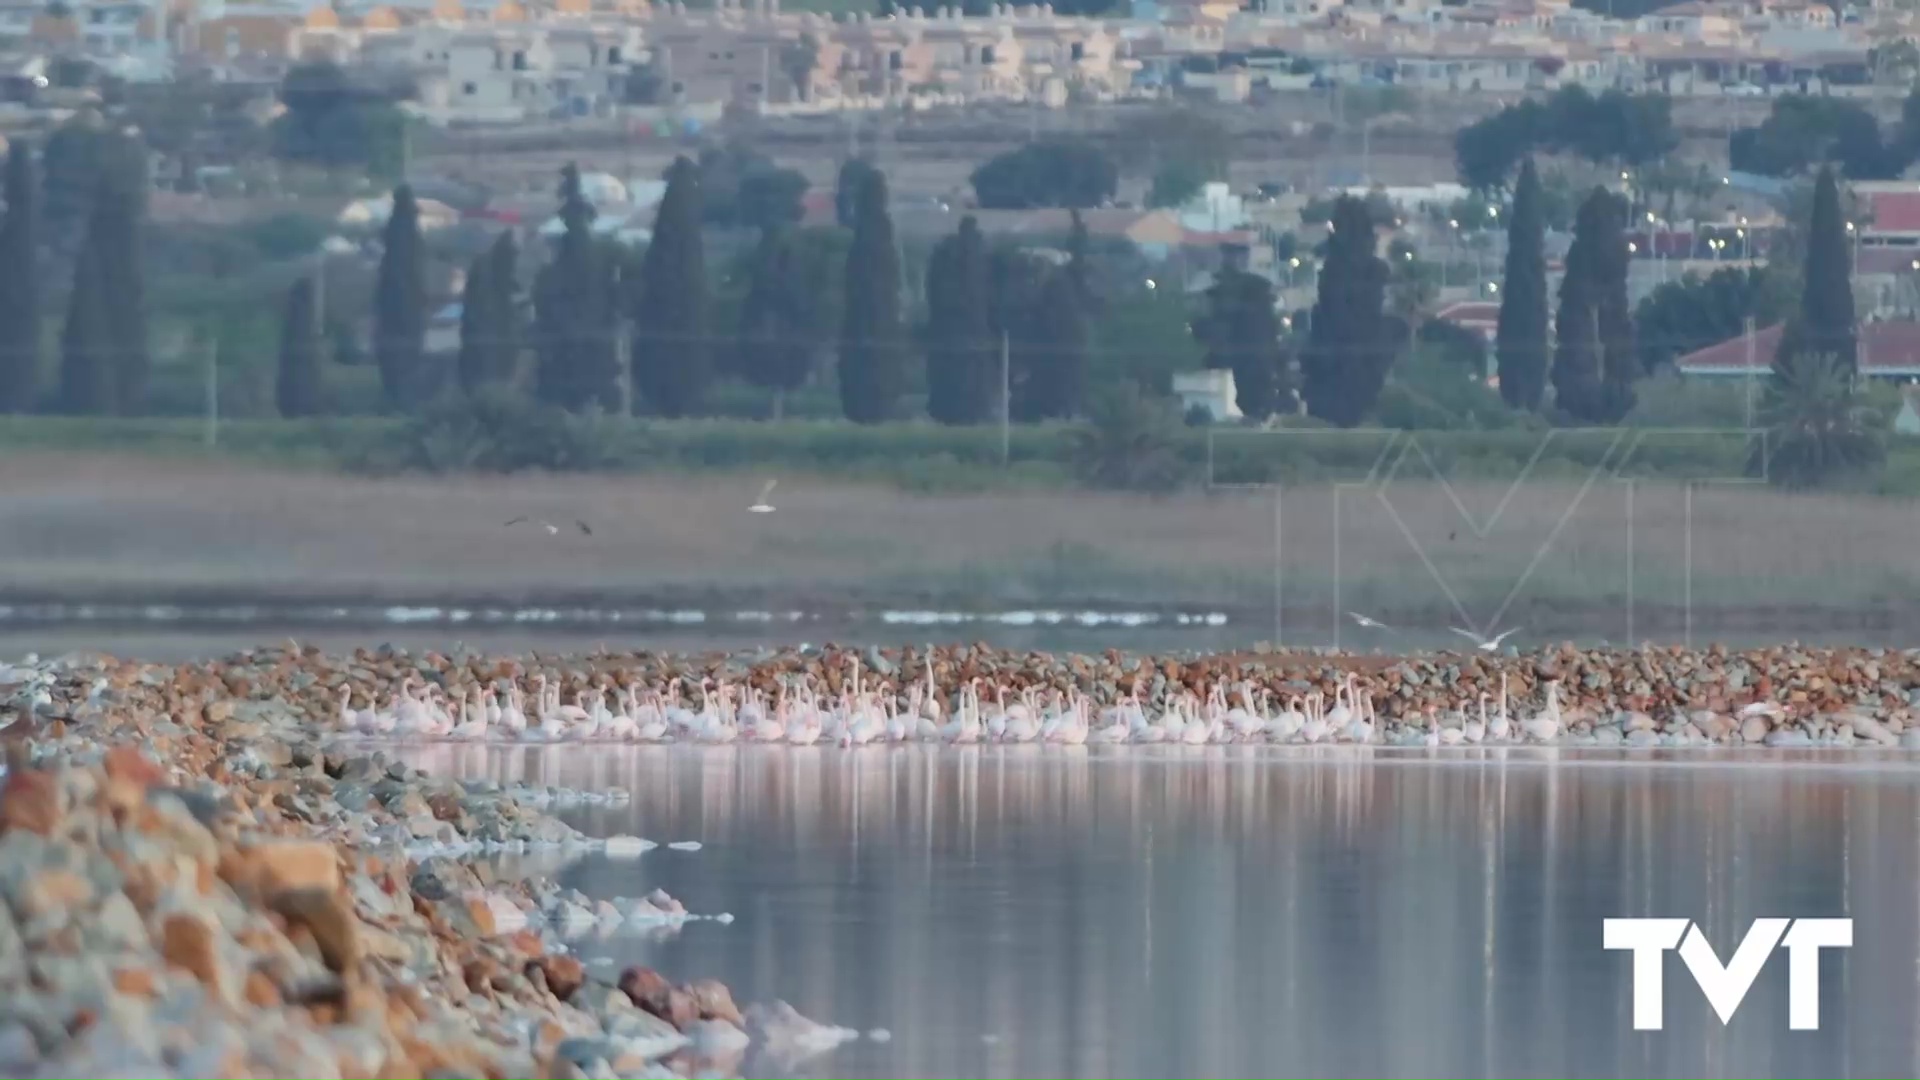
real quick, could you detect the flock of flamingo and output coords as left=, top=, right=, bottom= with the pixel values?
left=334, top=661, right=1581, bottom=746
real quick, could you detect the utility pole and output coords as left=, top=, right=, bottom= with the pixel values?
left=1000, top=328, right=1010, bottom=466
left=203, top=332, right=219, bottom=448
left=1742, top=315, right=1756, bottom=430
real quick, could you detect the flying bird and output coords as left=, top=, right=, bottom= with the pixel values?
left=749, top=479, right=778, bottom=514
left=575, top=520, right=593, bottom=535
left=1450, top=626, right=1521, bottom=652
left=1347, top=612, right=1392, bottom=631
left=504, top=517, right=561, bottom=536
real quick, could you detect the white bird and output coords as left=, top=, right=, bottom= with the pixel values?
left=749, top=479, right=778, bottom=513
left=1521, top=680, right=1563, bottom=743
left=1348, top=611, right=1392, bottom=631
left=1450, top=626, right=1521, bottom=652
left=1488, top=675, right=1512, bottom=742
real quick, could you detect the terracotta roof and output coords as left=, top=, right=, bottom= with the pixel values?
left=1675, top=321, right=1920, bottom=373
left=1867, top=191, right=1920, bottom=233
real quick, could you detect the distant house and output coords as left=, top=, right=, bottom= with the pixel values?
left=1673, top=321, right=1920, bottom=379
left=1173, top=368, right=1240, bottom=422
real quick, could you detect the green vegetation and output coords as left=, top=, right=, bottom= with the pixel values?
left=1192, top=267, right=1287, bottom=420
left=372, top=184, right=426, bottom=406
left=534, top=164, right=622, bottom=413
left=0, top=146, right=38, bottom=413
left=275, top=278, right=322, bottom=418
left=1551, top=188, right=1636, bottom=424
left=970, top=138, right=1118, bottom=210
left=838, top=165, right=906, bottom=423
left=1454, top=87, right=1676, bottom=190
left=1300, top=195, right=1394, bottom=427
left=632, top=155, right=711, bottom=417
left=1729, top=93, right=1920, bottom=180
left=1495, top=157, right=1548, bottom=411
left=1750, top=351, right=1885, bottom=490
left=924, top=216, right=994, bottom=425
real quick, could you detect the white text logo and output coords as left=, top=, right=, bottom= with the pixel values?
left=1603, top=918, right=1852, bottom=1031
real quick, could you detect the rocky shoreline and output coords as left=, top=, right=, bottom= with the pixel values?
left=0, top=650, right=856, bottom=1079
left=3, top=639, right=1918, bottom=1076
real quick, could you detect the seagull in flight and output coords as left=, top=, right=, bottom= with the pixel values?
left=504, top=517, right=592, bottom=536
left=749, top=479, right=778, bottom=514
left=1450, top=626, right=1521, bottom=652
left=1347, top=612, right=1392, bottom=631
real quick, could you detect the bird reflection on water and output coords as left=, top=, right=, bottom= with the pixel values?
left=401, top=744, right=1920, bottom=1080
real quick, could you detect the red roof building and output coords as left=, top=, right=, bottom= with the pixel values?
left=1674, top=321, right=1920, bottom=378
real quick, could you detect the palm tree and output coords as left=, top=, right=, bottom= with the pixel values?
left=1070, top=381, right=1187, bottom=491
left=1748, top=350, right=1885, bottom=489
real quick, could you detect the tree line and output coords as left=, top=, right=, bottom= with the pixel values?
left=278, top=156, right=1098, bottom=425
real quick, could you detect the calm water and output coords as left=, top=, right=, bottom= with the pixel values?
left=394, top=744, right=1920, bottom=1080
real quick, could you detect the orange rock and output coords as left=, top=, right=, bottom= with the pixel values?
left=221, top=840, right=342, bottom=896
left=684, top=978, right=742, bottom=1026
left=0, top=767, right=62, bottom=836
left=113, top=966, right=158, bottom=997
left=102, top=745, right=167, bottom=790
left=244, top=968, right=282, bottom=1008
left=160, top=913, right=225, bottom=997
left=460, top=895, right=496, bottom=936
left=269, top=887, right=361, bottom=976
left=530, top=955, right=584, bottom=1003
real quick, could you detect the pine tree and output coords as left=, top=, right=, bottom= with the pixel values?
left=456, top=251, right=494, bottom=394
left=535, top=163, right=620, bottom=412
left=1023, top=265, right=1090, bottom=420
left=0, top=144, right=39, bottom=413
left=924, top=215, right=994, bottom=425
left=632, top=155, right=709, bottom=417
left=1797, top=164, right=1857, bottom=371
left=276, top=277, right=322, bottom=417
left=1300, top=196, right=1395, bottom=426
left=1495, top=157, right=1549, bottom=410
left=736, top=226, right=813, bottom=418
left=1193, top=267, right=1288, bottom=420
left=838, top=163, right=905, bottom=423
left=373, top=184, right=427, bottom=407
left=58, top=206, right=109, bottom=415
left=1552, top=187, right=1638, bottom=423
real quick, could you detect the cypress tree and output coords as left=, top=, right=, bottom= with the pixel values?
left=535, top=163, right=620, bottom=412
left=483, top=230, right=519, bottom=384
left=1798, top=165, right=1856, bottom=371
left=1193, top=267, right=1287, bottom=420
left=736, top=226, right=813, bottom=418
left=373, top=184, right=427, bottom=407
left=93, top=132, right=146, bottom=415
left=838, top=164, right=905, bottom=423
left=1300, top=195, right=1394, bottom=427
left=0, top=145, right=39, bottom=413
left=1065, top=208, right=1092, bottom=305
left=276, top=277, right=322, bottom=417
left=58, top=206, right=109, bottom=415
left=1495, top=157, right=1549, bottom=410
left=456, top=251, right=493, bottom=394
left=632, top=155, right=709, bottom=417
left=924, top=215, right=994, bottom=425
left=1552, top=187, right=1638, bottom=423
left=1023, top=265, right=1090, bottom=420
left=835, top=157, right=880, bottom=230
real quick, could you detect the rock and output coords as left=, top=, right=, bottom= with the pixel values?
left=220, top=840, right=341, bottom=897
left=683, top=1019, right=749, bottom=1055
left=1740, top=715, right=1769, bottom=743
left=0, top=768, right=62, bottom=836
left=267, top=887, right=361, bottom=976
left=684, top=978, right=742, bottom=1026
left=532, top=954, right=586, bottom=1003
left=159, top=912, right=232, bottom=1001
left=618, top=966, right=672, bottom=1011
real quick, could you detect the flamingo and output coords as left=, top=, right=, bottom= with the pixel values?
left=1272, top=695, right=1306, bottom=742
left=449, top=699, right=488, bottom=740
left=1489, top=674, right=1513, bottom=742
left=1423, top=704, right=1442, bottom=748
left=499, top=687, right=528, bottom=737
left=1463, top=694, right=1488, bottom=744
left=1300, top=692, right=1330, bottom=744
left=1343, top=678, right=1375, bottom=744
left=1522, top=680, right=1563, bottom=743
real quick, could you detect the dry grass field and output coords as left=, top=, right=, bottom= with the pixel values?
left=3, top=454, right=1917, bottom=637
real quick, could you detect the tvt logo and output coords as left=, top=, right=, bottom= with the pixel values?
left=1603, top=918, right=1853, bottom=1031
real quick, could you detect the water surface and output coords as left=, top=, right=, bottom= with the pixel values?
left=403, top=745, right=1920, bottom=1079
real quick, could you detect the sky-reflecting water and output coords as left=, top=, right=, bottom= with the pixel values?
left=402, top=744, right=1920, bottom=1079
